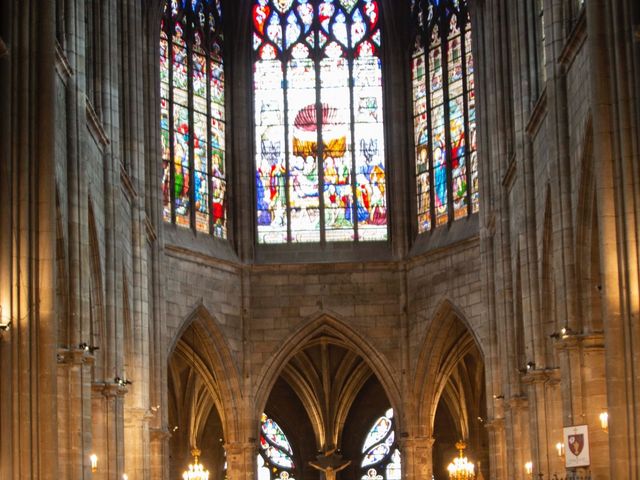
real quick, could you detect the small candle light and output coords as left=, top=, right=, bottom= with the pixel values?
left=90, top=454, right=98, bottom=473
left=599, top=411, right=609, bottom=432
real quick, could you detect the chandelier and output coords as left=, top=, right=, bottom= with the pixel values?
left=183, top=448, right=210, bottom=480
left=447, top=441, right=475, bottom=480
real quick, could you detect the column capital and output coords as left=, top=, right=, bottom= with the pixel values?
left=91, top=381, right=128, bottom=398
left=57, top=347, right=95, bottom=366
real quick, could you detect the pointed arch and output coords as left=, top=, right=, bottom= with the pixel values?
left=413, top=298, right=485, bottom=437
left=254, top=312, right=402, bottom=434
left=168, top=303, right=243, bottom=443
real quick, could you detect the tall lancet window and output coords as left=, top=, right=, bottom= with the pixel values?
left=160, top=0, right=227, bottom=238
left=253, top=0, right=388, bottom=244
left=412, top=0, right=478, bottom=234
left=360, top=408, right=401, bottom=480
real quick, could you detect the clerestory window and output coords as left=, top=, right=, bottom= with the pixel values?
left=412, top=0, right=478, bottom=234
left=253, top=0, right=388, bottom=244
left=160, top=0, right=227, bottom=238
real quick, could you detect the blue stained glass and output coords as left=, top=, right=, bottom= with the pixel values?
left=286, top=12, right=301, bottom=48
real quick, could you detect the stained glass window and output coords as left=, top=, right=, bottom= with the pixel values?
left=161, top=0, right=227, bottom=238
left=259, top=413, right=296, bottom=480
left=412, top=0, right=478, bottom=234
left=360, top=408, right=401, bottom=480
left=253, top=0, right=388, bottom=244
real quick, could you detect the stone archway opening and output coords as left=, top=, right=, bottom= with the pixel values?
left=168, top=322, right=227, bottom=480
left=260, top=337, right=399, bottom=480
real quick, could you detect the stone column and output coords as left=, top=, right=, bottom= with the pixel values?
left=555, top=333, right=609, bottom=478
left=56, top=348, right=95, bottom=479
left=504, top=396, right=531, bottom=480
left=522, top=369, right=563, bottom=478
left=225, top=441, right=258, bottom=480
left=92, top=382, right=127, bottom=480
left=400, top=435, right=435, bottom=480
left=485, top=418, right=507, bottom=480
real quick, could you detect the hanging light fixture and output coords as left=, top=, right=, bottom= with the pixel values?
left=447, top=441, right=475, bottom=480
left=183, top=448, right=210, bottom=480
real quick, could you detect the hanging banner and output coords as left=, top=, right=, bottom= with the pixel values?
left=564, top=425, right=590, bottom=468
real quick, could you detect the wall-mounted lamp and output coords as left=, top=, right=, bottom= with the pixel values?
left=524, top=461, right=533, bottom=476
left=90, top=454, right=98, bottom=473
left=114, top=377, right=132, bottom=387
left=79, top=342, right=100, bottom=353
left=493, top=394, right=504, bottom=400
left=122, top=474, right=128, bottom=480
left=519, top=362, right=536, bottom=374
left=599, top=411, right=609, bottom=432
left=550, top=326, right=577, bottom=340
left=555, top=442, right=564, bottom=457
left=0, top=306, right=11, bottom=332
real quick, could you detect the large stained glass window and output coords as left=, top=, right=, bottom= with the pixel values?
left=412, top=0, right=478, bottom=234
left=259, top=413, right=296, bottom=480
left=253, top=0, right=388, bottom=244
left=161, top=0, right=227, bottom=238
left=360, top=408, right=401, bottom=480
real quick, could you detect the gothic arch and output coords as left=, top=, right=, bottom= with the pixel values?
left=413, top=298, right=485, bottom=437
left=168, top=303, right=243, bottom=443
left=254, top=312, right=403, bottom=436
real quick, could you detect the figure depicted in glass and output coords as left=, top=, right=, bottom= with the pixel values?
left=253, top=0, right=388, bottom=243
left=161, top=0, right=227, bottom=238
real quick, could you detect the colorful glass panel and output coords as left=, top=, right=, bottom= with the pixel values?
left=360, top=409, right=399, bottom=480
left=253, top=0, right=387, bottom=244
left=412, top=0, right=478, bottom=233
left=259, top=414, right=296, bottom=479
left=160, top=0, right=226, bottom=238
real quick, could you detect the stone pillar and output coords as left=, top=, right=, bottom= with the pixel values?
left=56, top=348, right=95, bottom=479
left=124, top=407, right=153, bottom=479
left=225, top=441, right=258, bottom=480
left=400, top=435, right=435, bottom=480
left=556, top=333, right=609, bottom=478
left=522, top=369, right=563, bottom=478
left=92, top=382, right=127, bottom=480
left=504, top=396, right=531, bottom=480
left=485, top=418, right=507, bottom=480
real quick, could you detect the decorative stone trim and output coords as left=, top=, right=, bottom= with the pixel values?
left=54, top=41, right=73, bottom=81
left=559, top=11, right=587, bottom=69
left=86, top=97, right=110, bottom=149
left=120, top=163, right=137, bottom=203
left=526, top=87, right=548, bottom=138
